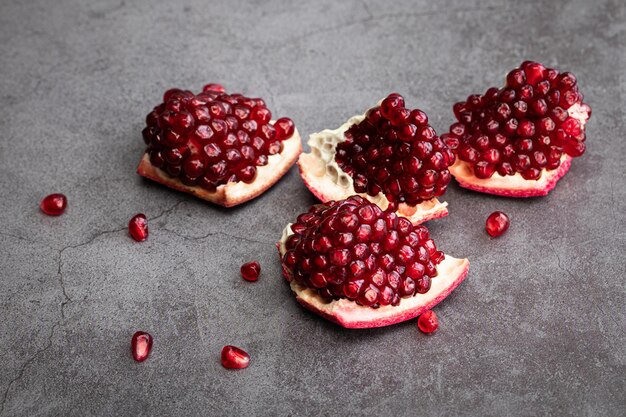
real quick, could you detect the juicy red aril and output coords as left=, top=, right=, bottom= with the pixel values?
left=447, top=61, right=591, bottom=179
left=40, top=193, right=67, bottom=216
left=281, top=196, right=444, bottom=309
left=485, top=211, right=510, bottom=237
left=336, top=93, right=454, bottom=206
left=131, top=331, right=153, bottom=362
left=143, top=85, right=294, bottom=188
left=417, top=310, right=439, bottom=334
left=274, top=117, right=295, bottom=141
left=128, top=214, right=148, bottom=242
left=221, top=345, right=250, bottom=369
left=241, top=261, right=261, bottom=282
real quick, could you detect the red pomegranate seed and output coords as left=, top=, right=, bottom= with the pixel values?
left=485, top=211, right=510, bottom=237
left=131, top=331, right=153, bottom=362
left=417, top=310, right=439, bottom=334
left=40, top=193, right=67, bottom=216
left=274, top=117, right=295, bottom=141
left=241, top=261, right=261, bottom=282
left=221, top=345, right=250, bottom=369
left=128, top=214, right=149, bottom=242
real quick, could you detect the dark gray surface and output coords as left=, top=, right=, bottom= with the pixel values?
left=0, top=0, right=624, bottom=416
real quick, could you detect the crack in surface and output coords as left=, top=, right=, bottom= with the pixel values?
left=54, top=199, right=186, bottom=317
left=0, top=324, right=58, bottom=416
left=162, top=228, right=274, bottom=246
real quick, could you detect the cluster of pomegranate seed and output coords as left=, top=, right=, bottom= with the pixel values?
left=128, top=213, right=149, bottom=242
left=335, top=93, right=455, bottom=207
left=221, top=345, right=251, bottom=369
left=241, top=261, right=261, bottom=282
left=40, top=193, right=67, bottom=216
left=282, top=195, right=445, bottom=308
left=485, top=211, right=510, bottom=237
left=443, top=61, right=591, bottom=180
left=131, top=331, right=153, bottom=362
left=142, top=84, right=295, bottom=190
left=418, top=310, right=439, bottom=334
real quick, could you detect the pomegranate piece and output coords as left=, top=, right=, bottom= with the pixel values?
left=221, top=345, right=250, bottom=369
left=278, top=195, right=469, bottom=328
left=40, top=193, right=67, bottom=216
left=131, top=331, right=153, bottom=362
left=241, top=261, right=261, bottom=282
left=137, top=85, right=302, bottom=207
left=417, top=310, right=439, bottom=334
left=445, top=61, right=591, bottom=197
left=298, top=93, right=452, bottom=225
left=128, top=214, right=148, bottom=242
left=485, top=211, right=510, bottom=237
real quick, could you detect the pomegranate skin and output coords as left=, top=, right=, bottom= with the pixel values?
left=297, top=94, right=452, bottom=225
left=40, top=193, right=67, bottom=216
left=221, top=345, right=250, bottom=369
left=129, top=214, right=149, bottom=242
left=278, top=196, right=470, bottom=328
left=445, top=61, right=591, bottom=197
left=418, top=310, right=439, bottom=334
left=137, top=85, right=302, bottom=207
left=131, top=331, right=153, bottom=362
left=485, top=211, right=510, bottom=237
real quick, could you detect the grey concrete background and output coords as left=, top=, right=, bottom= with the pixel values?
left=0, top=0, right=624, bottom=415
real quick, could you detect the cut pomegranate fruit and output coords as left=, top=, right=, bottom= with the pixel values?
left=278, top=195, right=469, bottom=328
left=40, top=193, right=67, bottom=216
left=485, top=211, right=510, bottom=237
left=131, top=331, right=153, bottom=362
left=137, top=85, right=302, bottom=207
left=298, top=94, right=453, bottom=225
left=444, top=61, right=591, bottom=197
left=128, top=213, right=148, bottom=242
left=417, top=310, right=438, bottom=334
left=241, top=261, right=261, bottom=282
left=221, top=345, right=250, bottom=369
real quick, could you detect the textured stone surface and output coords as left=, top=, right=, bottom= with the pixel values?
left=1, top=0, right=625, bottom=415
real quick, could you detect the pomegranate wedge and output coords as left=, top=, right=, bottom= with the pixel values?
left=278, top=196, right=469, bottom=329
left=137, top=85, right=301, bottom=207
left=299, top=94, right=453, bottom=224
left=444, top=61, right=591, bottom=197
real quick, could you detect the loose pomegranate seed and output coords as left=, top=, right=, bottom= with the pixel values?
left=142, top=85, right=294, bottom=189
left=221, top=345, right=250, bottom=369
left=241, top=261, right=261, bottom=282
left=485, top=211, right=510, bottom=237
left=335, top=93, right=454, bottom=206
left=128, top=214, right=149, bottom=242
left=445, top=61, right=591, bottom=180
left=417, top=310, right=439, bottom=334
left=131, top=331, right=153, bottom=362
left=281, top=196, right=445, bottom=309
left=40, top=193, right=67, bottom=216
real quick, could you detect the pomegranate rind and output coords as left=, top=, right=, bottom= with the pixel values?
left=278, top=225, right=469, bottom=329
left=448, top=98, right=590, bottom=198
left=449, top=155, right=572, bottom=197
left=137, top=128, right=302, bottom=207
left=297, top=113, right=448, bottom=225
